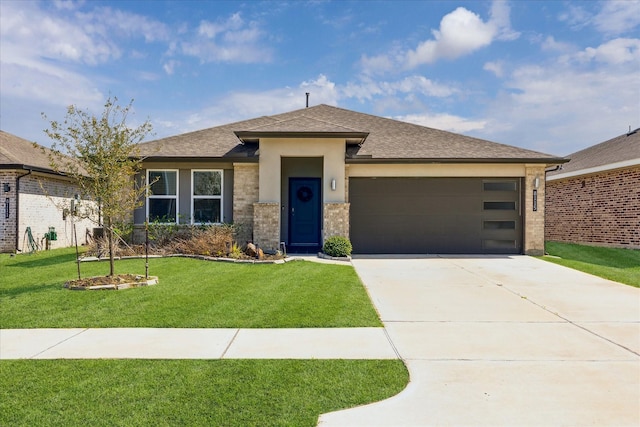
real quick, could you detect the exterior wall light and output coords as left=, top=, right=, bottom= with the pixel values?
left=534, top=176, right=540, bottom=189
left=3, top=183, right=9, bottom=192
left=331, top=179, right=336, bottom=191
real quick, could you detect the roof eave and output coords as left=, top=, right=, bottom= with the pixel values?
left=0, top=163, right=66, bottom=175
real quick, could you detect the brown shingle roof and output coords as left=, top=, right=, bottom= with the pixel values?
left=0, top=130, right=56, bottom=171
left=548, top=128, right=640, bottom=176
left=139, top=104, right=565, bottom=163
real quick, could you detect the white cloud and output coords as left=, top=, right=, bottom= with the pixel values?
left=558, top=4, right=592, bottom=31
left=593, top=0, right=640, bottom=36
left=541, top=36, right=574, bottom=53
left=395, top=113, right=487, bottom=133
left=356, top=0, right=521, bottom=75
left=483, top=61, right=504, bottom=77
left=576, top=38, right=640, bottom=64
left=559, top=1, right=640, bottom=36
left=343, top=75, right=456, bottom=101
left=405, top=7, right=495, bottom=67
left=404, top=1, right=519, bottom=68
left=181, top=13, right=272, bottom=63
left=475, top=39, right=640, bottom=154
left=163, top=60, right=179, bottom=75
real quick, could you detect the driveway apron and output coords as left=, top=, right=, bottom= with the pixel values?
left=318, top=255, right=640, bottom=427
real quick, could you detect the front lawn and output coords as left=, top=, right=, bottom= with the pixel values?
left=0, top=247, right=382, bottom=328
left=0, top=359, right=408, bottom=426
left=542, top=241, right=640, bottom=287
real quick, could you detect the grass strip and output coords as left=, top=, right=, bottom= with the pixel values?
left=542, top=241, right=640, bottom=287
left=0, top=359, right=408, bottom=427
left=0, top=248, right=381, bottom=328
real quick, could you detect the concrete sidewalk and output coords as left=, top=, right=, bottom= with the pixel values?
left=0, top=327, right=398, bottom=360
left=319, top=255, right=640, bottom=427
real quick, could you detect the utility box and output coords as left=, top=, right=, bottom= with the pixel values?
left=46, top=227, right=58, bottom=241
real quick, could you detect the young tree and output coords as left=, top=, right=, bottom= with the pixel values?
left=42, top=97, right=153, bottom=276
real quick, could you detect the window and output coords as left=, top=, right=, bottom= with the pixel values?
left=483, top=201, right=516, bottom=210
left=147, top=170, right=178, bottom=223
left=192, top=170, right=223, bottom=224
left=483, top=220, right=516, bottom=230
left=483, top=181, right=517, bottom=192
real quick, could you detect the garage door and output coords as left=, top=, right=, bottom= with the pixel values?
left=349, top=177, right=522, bottom=254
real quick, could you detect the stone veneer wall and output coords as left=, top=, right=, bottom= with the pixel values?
left=323, top=203, right=349, bottom=242
left=523, top=165, right=546, bottom=256
left=233, top=163, right=259, bottom=245
left=545, top=166, right=640, bottom=249
left=253, top=202, right=280, bottom=252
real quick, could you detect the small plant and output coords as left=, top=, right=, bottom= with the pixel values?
left=228, top=242, right=243, bottom=259
left=322, top=236, right=352, bottom=257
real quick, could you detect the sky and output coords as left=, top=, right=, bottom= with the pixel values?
left=1, top=0, right=639, bottom=156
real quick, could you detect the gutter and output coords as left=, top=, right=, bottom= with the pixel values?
left=547, top=158, right=640, bottom=181
left=345, top=157, right=569, bottom=165
left=15, top=168, right=32, bottom=252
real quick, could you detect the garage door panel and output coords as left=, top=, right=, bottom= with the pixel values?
left=349, top=177, right=521, bottom=254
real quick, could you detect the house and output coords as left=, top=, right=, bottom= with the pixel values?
left=546, top=128, right=640, bottom=249
left=0, top=131, right=95, bottom=253
left=135, top=104, right=567, bottom=255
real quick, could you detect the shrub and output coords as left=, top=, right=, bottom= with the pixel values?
left=323, top=236, right=352, bottom=257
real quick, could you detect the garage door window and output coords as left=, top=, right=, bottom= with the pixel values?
left=484, top=201, right=516, bottom=210
left=484, top=220, right=516, bottom=230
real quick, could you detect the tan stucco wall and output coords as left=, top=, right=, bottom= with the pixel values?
left=258, top=138, right=346, bottom=203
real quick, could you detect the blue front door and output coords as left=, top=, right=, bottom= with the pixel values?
left=289, top=178, right=321, bottom=250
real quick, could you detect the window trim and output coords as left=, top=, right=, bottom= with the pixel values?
left=146, top=169, right=179, bottom=224
left=191, top=169, right=224, bottom=225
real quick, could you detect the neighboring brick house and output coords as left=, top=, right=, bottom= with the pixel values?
left=0, top=131, right=95, bottom=253
left=135, top=104, right=566, bottom=255
left=546, top=128, right=640, bottom=249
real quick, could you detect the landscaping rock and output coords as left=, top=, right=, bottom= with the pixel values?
left=245, top=243, right=257, bottom=257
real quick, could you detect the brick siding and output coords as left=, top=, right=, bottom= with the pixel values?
left=233, top=163, right=259, bottom=244
left=545, top=166, right=640, bottom=249
left=253, top=202, right=280, bottom=252
left=524, top=165, right=546, bottom=256
left=0, top=171, right=18, bottom=252
left=323, top=202, right=350, bottom=242
left=1, top=171, right=96, bottom=252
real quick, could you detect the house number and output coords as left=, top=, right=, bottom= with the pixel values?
left=533, top=190, right=537, bottom=212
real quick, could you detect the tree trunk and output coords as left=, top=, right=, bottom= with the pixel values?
left=107, top=217, right=115, bottom=276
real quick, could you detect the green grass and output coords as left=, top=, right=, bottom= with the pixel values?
left=0, top=359, right=409, bottom=427
left=0, top=247, right=382, bottom=328
left=542, top=241, right=640, bottom=287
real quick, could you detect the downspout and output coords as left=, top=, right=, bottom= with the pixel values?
left=15, top=168, right=32, bottom=252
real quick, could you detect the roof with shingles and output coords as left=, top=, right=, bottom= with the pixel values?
left=548, top=128, right=640, bottom=176
left=0, top=130, right=56, bottom=171
left=138, top=104, right=565, bottom=163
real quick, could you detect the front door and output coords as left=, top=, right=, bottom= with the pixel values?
left=289, top=178, right=321, bottom=251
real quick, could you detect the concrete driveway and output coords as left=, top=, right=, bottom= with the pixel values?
left=319, top=255, right=640, bottom=427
